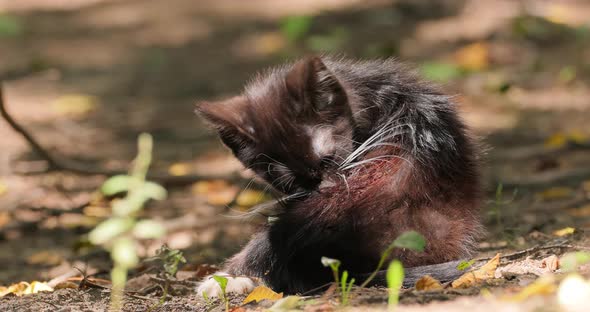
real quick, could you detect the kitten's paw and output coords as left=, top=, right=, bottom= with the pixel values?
left=196, top=272, right=257, bottom=298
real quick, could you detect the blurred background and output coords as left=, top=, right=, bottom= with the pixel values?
left=1, top=0, right=590, bottom=297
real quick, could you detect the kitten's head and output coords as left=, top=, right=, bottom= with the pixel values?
left=196, top=56, right=354, bottom=194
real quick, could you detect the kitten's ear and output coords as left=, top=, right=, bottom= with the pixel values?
left=195, top=97, right=256, bottom=142
left=285, top=56, right=347, bottom=113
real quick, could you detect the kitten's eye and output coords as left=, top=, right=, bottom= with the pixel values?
left=320, top=155, right=336, bottom=169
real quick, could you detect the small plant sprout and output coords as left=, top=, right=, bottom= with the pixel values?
left=146, top=246, right=187, bottom=311
left=213, top=275, right=229, bottom=312
left=321, top=256, right=341, bottom=284
left=360, top=231, right=426, bottom=288
left=340, top=270, right=355, bottom=306
left=87, top=133, right=167, bottom=312
left=386, top=260, right=404, bottom=309
left=456, top=259, right=476, bottom=271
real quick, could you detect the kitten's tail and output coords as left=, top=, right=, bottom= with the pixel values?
left=358, top=260, right=481, bottom=288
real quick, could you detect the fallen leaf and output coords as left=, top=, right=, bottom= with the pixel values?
left=0, top=180, right=7, bottom=197
left=168, top=163, right=190, bottom=176
left=235, top=190, right=270, bottom=207
left=454, top=42, right=489, bottom=71
left=52, top=94, right=98, bottom=117
left=545, top=132, right=588, bottom=148
left=535, top=187, right=574, bottom=201
left=495, top=255, right=559, bottom=278
left=242, top=285, right=283, bottom=304
left=26, top=251, right=64, bottom=266
left=415, top=275, right=443, bottom=291
left=451, top=253, right=500, bottom=288
left=505, top=275, right=556, bottom=301
left=553, top=227, right=575, bottom=237
left=0, top=281, right=54, bottom=297
left=582, top=180, right=590, bottom=195
left=0, top=211, right=11, bottom=229
left=191, top=180, right=239, bottom=206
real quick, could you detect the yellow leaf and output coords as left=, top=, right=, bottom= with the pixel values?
left=454, top=42, right=489, bottom=71
left=535, top=187, right=574, bottom=201
left=52, top=94, right=98, bottom=117
left=415, top=275, right=443, bottom=291
left=0, top=281, right=52, bottom=297
left=0, top=180, right=7, bottom=197
left=236, top=190, right=270, bottom=207
left=242, top=285, right=283, bottom=304
left=25, top=281, right=53, bottom=295
left=168, top=163, right=190, bottom=176
left=26, top=251, right=64, bottom=266
left=451, top=253, right=500, bottom=288
left=553, top=227, right=575, bottom=237
left=0, top=211, right=11, bottom=229
left=545, top=133, right=568, bottom=148
left=505, top=275, right=556, bottom=301
left=191, top=180, right=239, bottom=206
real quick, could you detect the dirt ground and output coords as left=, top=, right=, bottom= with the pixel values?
left=1, top=0, right=590, bottom=311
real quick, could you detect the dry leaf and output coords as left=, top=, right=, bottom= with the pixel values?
left=26, top=251, right=64, bottom=266
left=535, top=187, right=574, bottom=201
left=53, top=282, right=79, bottom=290
left=0, top=281, right=54, bottom=297
left=553, top=227, right=575, bottom=237
left=0, top=211, right=11, bottom=229
left=0, top=180, right=7, bottom=197
left=505, top=275, right=556, bottom=302
left=52, top=94, right=98, bottom=117
left=242, top=285, right=283, bottom=304
left=454, top=42, right=489, bottom=71
left=236, top=190, right=270, bottom=207
left=415, top=275, right=443, bottom=291
left=545, top=132, right=588, bottom=148
left=191, top=180, right=239, bottom=206
left=451, top=253, right=500, bottom=288
left=168, top=163, right=191, bottom=176
left=495, top=255, right=559, bottom=278
left=582, top=181, right=590, bottom=196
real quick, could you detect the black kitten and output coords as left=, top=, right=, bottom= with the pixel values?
left=195, top=56, right=482, bottom=296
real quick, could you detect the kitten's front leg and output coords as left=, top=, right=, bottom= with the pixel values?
left=197, top=231, right=272, bottom=298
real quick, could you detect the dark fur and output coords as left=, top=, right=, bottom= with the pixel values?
left=196, top=56, right=482, bottom=294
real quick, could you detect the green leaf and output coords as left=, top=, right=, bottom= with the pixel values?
left=420, top=62, right=462, bottom=82
left=561, top=252, right=590, bottom=272
left=386, top=260, right=404, bottom=308
left=88, top=218, right=134, bottom=245
left=280, top=15, right=312, bottom=42
left=213, top=275, right=228, bottom=295
left=0, top=15, right=23, bottom=37
left=139, top=181, right=167, bottom=200
left=133, top=220, right=166, bottom=239
left=457, top=259, right=476, bottom=271
left=112, top=237, right=139, bottom=268
left=112, top=192, right=148, bottom=216
left=100, top=175, right=133, bottom=196
left=392, top=231, right=426, bottom=252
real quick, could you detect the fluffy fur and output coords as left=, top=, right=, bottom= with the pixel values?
left=195, top=56, right=483, bottom=295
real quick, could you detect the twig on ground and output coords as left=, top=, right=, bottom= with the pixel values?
left=0, top=82, right=245, bottom=187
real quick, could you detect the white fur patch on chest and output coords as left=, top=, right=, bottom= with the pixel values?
left=306, top=126, right=335, bottom=158
left=196, top=272, right=257, bottom=298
